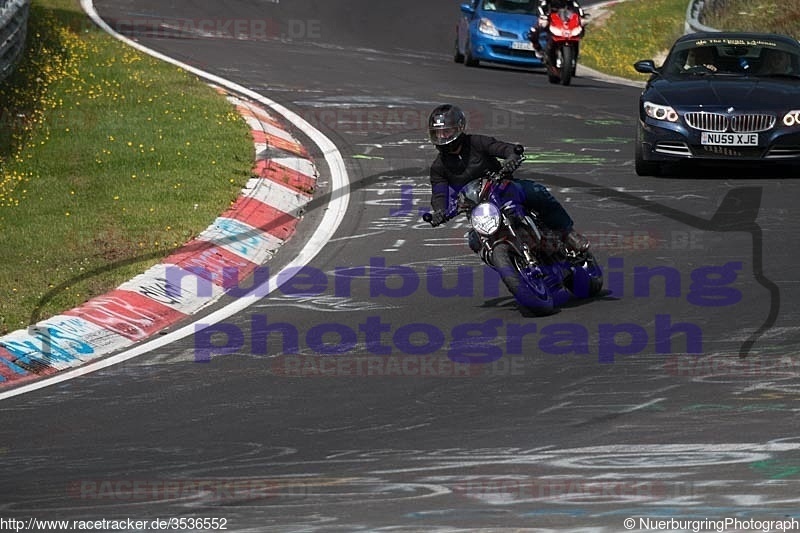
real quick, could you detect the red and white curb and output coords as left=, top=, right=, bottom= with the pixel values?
left=0, top=90, right=318, bottom=389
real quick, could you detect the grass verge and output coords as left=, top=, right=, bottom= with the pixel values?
left=703, top=0, right=800, bottom=38
left=580, top=0, right=800, bottom=81
left=580, top=0, right=688, bottom=80
left=0, top=0, right=253, bottom=334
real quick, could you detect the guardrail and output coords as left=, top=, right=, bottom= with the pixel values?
left=685, top=0, right=721, bottom=34
left=0, top=0, right=30, bottom=85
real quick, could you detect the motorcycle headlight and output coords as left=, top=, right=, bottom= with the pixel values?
left=643, top=101, right=679, bottom=123
left=478, top=18, right=500, bottom=37
left=470, top=202, right=501, bottom=236
left=783, top=110, right=800, bottom=127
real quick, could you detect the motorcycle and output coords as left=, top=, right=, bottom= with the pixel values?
left=531, top=5, right=586, bottom=86
left=424, top=165, right=603, bottom=316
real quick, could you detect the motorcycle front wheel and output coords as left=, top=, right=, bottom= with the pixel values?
left=547, top=48, right=560, bottom=84
left=560, top=46, right=574, bottom=86
left=492, top=242, right=554, bottom=315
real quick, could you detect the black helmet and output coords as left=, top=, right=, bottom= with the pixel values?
left=428, top=104, right=466, bottom=147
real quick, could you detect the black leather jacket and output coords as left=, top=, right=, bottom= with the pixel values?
left=429, top=134, right=519, bottom=213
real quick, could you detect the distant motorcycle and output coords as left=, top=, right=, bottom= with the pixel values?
left=424, top=165, right=603, bottom=316
left=531, top=5, right=586, bottom=86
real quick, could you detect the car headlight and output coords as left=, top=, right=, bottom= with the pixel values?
left=470, top=202, right=501, bottom=236
left=478, top=18, right=500, bottom=37
left=643, top=101, right=679, bottom=122
left=783, top=110, right=800, bottom=127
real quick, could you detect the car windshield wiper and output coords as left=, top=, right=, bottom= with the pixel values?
left=684, top=70, right=748, bottom=78
left=679, top=65, right=717, bottom=76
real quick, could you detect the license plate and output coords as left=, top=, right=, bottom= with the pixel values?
left=701, top=132, right=758, bottom=146
left=511, top=41, right=535, bottom=51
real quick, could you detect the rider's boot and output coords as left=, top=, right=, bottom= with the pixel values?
left=564, top=230, right=590, bottom=254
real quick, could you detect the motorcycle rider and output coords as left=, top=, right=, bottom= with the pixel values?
left=426, top=104, right=589, bottom=254
left=529, top=0, right=585, bottom=58
left=685, top=46, right=718, bottom=72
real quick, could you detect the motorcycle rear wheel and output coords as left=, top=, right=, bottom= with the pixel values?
left=492, top=242, right=554, bottom=315
left=566, top=252, right=604, bottom=298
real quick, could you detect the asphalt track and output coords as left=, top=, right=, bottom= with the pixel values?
left=2, top=1, right=800, bottom=531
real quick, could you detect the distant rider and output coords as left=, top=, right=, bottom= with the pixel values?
left=529, top=0, right=585, bottom=58
left=425, top=104, right=589, bottom=254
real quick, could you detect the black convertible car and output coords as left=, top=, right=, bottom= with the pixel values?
left=634, top=32, right=800, bottom=176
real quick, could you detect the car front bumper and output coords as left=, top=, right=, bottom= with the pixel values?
left=638, top=117, right=800, bottom=163
left=469, top=30, right=544, bottom=68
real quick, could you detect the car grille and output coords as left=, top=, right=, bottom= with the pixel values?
left=685, top=112, right=728, bottom=132
left=491, top=45, right=538, bottom=59
left=498, top=30, right=519, bottom=39
left=684, top=112, right=776, bottom=133
left=731, top=114, right=775, bottom=132
left=700, top=145, right=765, bottom=158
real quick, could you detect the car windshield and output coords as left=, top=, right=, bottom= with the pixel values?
left=481, top=0, right=538, bottom=14
left=662, top=37, right=800, bottom=78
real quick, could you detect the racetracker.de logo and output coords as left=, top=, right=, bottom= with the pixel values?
left=89, top=17, right=321, bottom=41
left=269, top=354, right=527, bottom=377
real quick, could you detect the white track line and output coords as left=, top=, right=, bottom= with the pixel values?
left=0, top=2, right=350, bottom=401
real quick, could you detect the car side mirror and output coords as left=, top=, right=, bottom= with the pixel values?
left=634, top=60, right=658, bottom=74
left=461, top=3, right=475, bottom=15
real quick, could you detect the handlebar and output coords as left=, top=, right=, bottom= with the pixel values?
left=424, top=159, right=521, bottom=227
left=422, top=211, right=457, bottom=227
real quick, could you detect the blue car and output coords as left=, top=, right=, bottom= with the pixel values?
left=455, top=0, right=543, bottom=68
